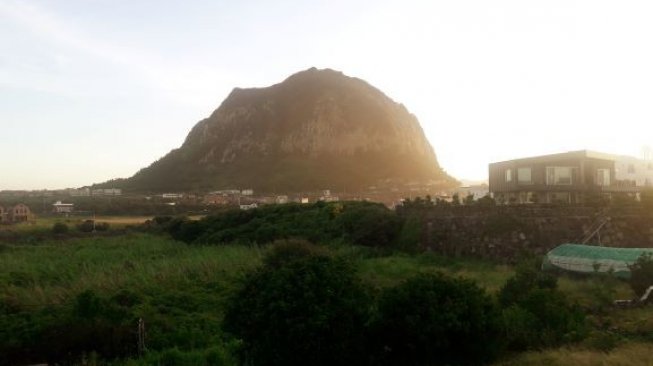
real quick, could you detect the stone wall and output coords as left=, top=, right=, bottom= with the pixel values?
left=414, top=205, right=653, bottom=262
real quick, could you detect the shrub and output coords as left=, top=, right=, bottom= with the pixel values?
left=223, top=255, right=370, bottom=366
left=335, top=203, right=402, bottom=247
left=51, top=222, right=69, bottom=234
left=372, top=272, right=502, bottom=365
left=262, top=239, right=327, bottom=269
left=498, top=258, right=557, bottom=307
left=498, top=259, right=586, bottom=350
left=77, top=220, right=95, bottom=233
left=629, top=253, right=653, bottom=297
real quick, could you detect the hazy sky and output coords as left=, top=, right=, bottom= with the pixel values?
left=2, top=0, right=652, bottom=190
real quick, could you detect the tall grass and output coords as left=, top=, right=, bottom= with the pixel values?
left=495, top=342, right=653, bottom=366
left=1, top=234, right=263, bottom=308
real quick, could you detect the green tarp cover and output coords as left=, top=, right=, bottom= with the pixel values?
left=544, top=243, right=653, bottom=277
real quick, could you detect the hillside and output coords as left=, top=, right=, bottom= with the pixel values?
left=100, top=68, right=455, bottom=192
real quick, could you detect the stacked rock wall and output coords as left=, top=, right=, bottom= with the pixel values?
left=415, top=206, right=653, bottom=262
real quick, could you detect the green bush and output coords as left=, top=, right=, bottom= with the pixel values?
left=262, top=239, right=327, bottom=269
left=628, top=253, right=653, bottom=297
left=372, top=272, right=501, bottom=365
left=163, top=202, right=406, bottom=248
left=77, top=220, right=95, bottom=233
left=223, top=255, right=371, bottom=366
left=498, top=260, right=586, bottom=350
left=498, top=259, right=557, bottom=307
left=335, top=203, right=402, bottom=247
left=51, top=222, right=69, bottom=234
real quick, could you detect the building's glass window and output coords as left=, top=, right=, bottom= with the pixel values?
left=517, top=167, right=532, bottom=184
left=546, top=167, right=573, bottom=185
left=505, top=169, right=512, bottom=182
left=596, top=169, right=610, bottom=186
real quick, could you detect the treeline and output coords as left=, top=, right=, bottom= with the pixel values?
left=150, top=201, right=412, bottom=249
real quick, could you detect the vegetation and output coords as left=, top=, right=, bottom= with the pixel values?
left=160, top=201, right=402, bottom=247
left=498, top=259, right=587, bottom=351
left=224, top=249, right=370, bottom=366
left=1, top=202, right=652, bottom=365
left=372, top=273, right=501, bottom=365
left=629, top=253, right=653, bottom=297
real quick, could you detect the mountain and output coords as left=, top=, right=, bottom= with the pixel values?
left=100, top=68, right=456, bottom=193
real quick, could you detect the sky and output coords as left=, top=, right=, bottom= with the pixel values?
left=1, top=0, right=652, bottom=190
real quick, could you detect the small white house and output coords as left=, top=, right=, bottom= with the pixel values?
left=52, top=201, right=74, bottom=214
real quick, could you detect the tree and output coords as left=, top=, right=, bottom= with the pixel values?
left=372, top=273, right=501, bottom=365
left=498, top=259, right=586, bottom=350
left=629, top=253, right=653, bottom=297
left=223, top=255, right=371, bottom=366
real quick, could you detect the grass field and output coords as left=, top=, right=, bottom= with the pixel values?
left=497, top=342, right=653, bottom=366
left=1, top=233, right=651, bottom=365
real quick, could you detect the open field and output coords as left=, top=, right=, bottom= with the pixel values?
left=1, top=233, right=651, bottom=365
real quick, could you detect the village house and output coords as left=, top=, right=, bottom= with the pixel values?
left=0, top=203, right=33, bottom=223
left=489, top=150, right=651, bottom=204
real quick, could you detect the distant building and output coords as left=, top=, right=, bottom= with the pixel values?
left=213, top=189, right=241, bottom=196
left=162, top=193, right=184, bottom=199
left=614, top=155, right=653, bottom=188
left=69, top=188, right=91, bottom=197
left=453, top=184, right=489, bottom=201
left=52, top=201, right=74, bottom=214
left=240, top=203, right=258, bottom=210
left=275, top=195, right=289, bottom=204
left=489, top=150, right=648, bottom=204
left=241, top=189, right=254, bottom=196
left=0, top=204, right=33, bottom=223
left=320, top=196, right=340, bottom=202
left=203, top=194, right=232, bottom=205
left=91, top=188, right=122, bottom=196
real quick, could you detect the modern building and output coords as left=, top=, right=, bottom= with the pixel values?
left=489, top=150, right=651, bottom=204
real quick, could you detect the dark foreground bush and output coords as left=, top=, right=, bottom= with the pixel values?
left=51, top=222, right=69, bottom=234
left=372, top=272, right=502, bottom=366
left=223, top=255, right=370, bottom=366
left=499, top=260, right=586, bottom=350
left=0, top=290, right=138, bottom=365
left=629, top=253, right=653, bottom=297
left=262, top=239, right=329, bottom=269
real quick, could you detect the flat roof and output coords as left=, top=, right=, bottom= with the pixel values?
left=490, top=150, right=619, bottom=165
